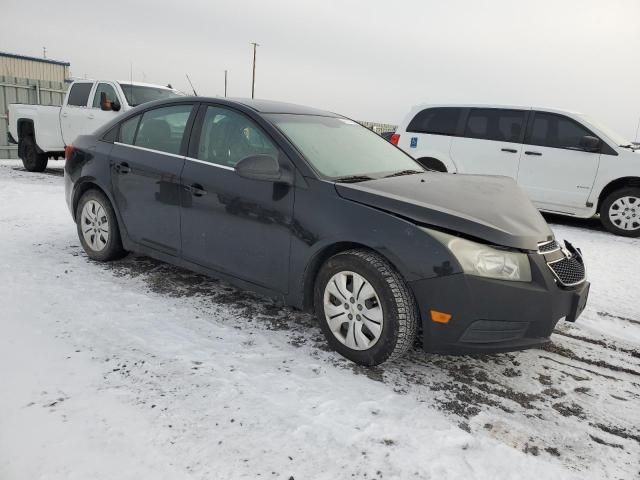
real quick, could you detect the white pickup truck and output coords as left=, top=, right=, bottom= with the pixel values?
left=8, top=79, right=181, bottom=171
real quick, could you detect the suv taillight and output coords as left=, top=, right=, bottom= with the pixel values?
left=64, top=144, right=75, bottom=160
left=390, top=134, right=400, bottom=146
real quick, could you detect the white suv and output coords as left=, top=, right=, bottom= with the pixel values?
left=392, top=105, right=640, bottom=236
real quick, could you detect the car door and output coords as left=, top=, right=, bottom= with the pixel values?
left=450, top=108, right=526, bottom=177
left=180, top=104, right=294, bottom=292
left=516, top=111, right=600, bottom=212
left=61, top=81, right=94, bottom=145
left=110, top=103, right=196, bottom=256
left=87, top=82, right=122, bottom=133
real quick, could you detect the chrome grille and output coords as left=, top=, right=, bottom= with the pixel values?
left=547, top=255, right=586, bottom=287
left=538, top=240, right=560, bottom=253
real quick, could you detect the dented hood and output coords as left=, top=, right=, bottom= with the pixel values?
left=335, top=173, right=553, bottom=251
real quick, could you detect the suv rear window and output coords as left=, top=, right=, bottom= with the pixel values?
left=407, top=107, right=461, bottom=136
left=464, top=109, right=526, bottom=143
left=67, top=83, right=93, bottom=107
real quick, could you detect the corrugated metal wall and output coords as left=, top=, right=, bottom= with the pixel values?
left=0, top=56, right=69, bottom=83
left=0, top=76, right=68, bottom=159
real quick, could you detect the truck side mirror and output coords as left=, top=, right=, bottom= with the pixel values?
left=111, top=100, right=121, bottom=112
left=100, top=92, right=112, bottom=111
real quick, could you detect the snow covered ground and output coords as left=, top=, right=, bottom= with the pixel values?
left=0, top=159, right=639, bottom=480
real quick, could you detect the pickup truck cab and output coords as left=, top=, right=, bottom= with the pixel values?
left=393, top=105, right=640, bottom=237
left=8, top=80, right=180, bottom=172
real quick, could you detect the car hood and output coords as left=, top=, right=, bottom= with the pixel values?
left=335, top=173, right=553, bottom=251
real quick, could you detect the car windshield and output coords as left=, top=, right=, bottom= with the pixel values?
left=118, top=83, right=180, bottom=107
left=267, top=114, right=422, bottom=180
left=578, top=114, right=630, bottom=147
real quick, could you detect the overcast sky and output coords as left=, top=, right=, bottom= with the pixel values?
left=2, top=0, right=639, bottom=139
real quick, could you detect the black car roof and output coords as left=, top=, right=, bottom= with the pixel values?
left=165, top=96, right=338, bottom=117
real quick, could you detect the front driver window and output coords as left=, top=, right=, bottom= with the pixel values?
left=529, top=112, right=594, bottom=150
left=92, top=83, right=119, bottom=109
left=196, top=106, right=278, bottom=167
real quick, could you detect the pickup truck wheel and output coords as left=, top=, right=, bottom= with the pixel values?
left=314, top=249, right=418, bottom=366
left=76, top=190, right=126, bottom=261
left=20, top=136, right=48, bottom=172
left=600, top=187, right=640, bottom=237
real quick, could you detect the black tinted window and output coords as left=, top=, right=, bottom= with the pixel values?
left=528, top=112, right=593, bottom=150
left=407, top=108, right=461, bottom=136
left=67, top=83, right=93, bottom=107
left=464, top=109, right=525, bottom=142
left=135, top=105, right=193, bottom=155
left=102, top=125, right=118, bottom=143
left=197, top=106, right=278, bottom=167
left=119, top=115, right=140, bottom=145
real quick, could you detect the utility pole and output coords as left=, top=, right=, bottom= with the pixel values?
left=251, top=42, right=259, bottom=99
left=224, top=70, right=228, bottom=97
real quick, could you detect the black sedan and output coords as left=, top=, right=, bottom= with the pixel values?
left=64, top=97, right=590, bottom=366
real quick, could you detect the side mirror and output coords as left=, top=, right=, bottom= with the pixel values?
left=99, top=92, right=112, bottom=111
left=111, top=100, right=121, bottom=112
left=235, top=155, right=293, bottom=184
left=580, top=135, right=600, bottom=152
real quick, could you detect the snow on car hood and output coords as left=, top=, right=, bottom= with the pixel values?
left=335, top=173, right=553, bottom=251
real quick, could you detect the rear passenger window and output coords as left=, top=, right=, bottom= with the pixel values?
left=464, top=109, right=525, bottom=143
left=528, top=112, right=594, bottom=150
left=67, top=83, right=93, bottom=107
left=134, top=105, right=193, bottom=155
left=118, top=115, right=141, bottom=145
left=407, top=108, right=461, bottom=136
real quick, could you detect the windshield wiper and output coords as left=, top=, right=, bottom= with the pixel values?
left=384, top=169, right=423, bottom=178
left=333, top=175, right=374, bottom=183
left=619, top=144, right=637, bottom=150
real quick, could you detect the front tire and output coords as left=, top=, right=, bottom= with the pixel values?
left=76, top=189, right=126, bottom=261
left=20, top=136, right=48, bottom=172
left=600, top=187, right=640, bottom=237
left=314, top=249, right=418, bottom=366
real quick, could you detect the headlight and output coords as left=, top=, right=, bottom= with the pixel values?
left=427, top=229, right=532, bottom=282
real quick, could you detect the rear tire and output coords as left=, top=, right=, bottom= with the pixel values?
left=416, top=157, right=447, bottom=172
left=599, top=187, right=640, bottom=237
left=314, top=249, right=418, bottom=366
left=20, top=136, right=48, bottom=172
left=76, top=189, right=127, bottom=261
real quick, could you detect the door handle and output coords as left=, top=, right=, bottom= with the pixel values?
left=501, top=148, right=518, bottom=153
left=524, top=151, right=542, bottom=156
left=184, top=183, right=207, bottom=197
left=88, top=114, right=95, bottom=120
left=115, top=162, right=131, bottom=174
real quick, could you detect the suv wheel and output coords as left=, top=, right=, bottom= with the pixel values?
left=20, top=136, right=48, bottom=172
left=314, top=249, right=418, bottom=366
left=600, top=187, right=640, bottom=237
left=76, top=189, right=127, bottom=261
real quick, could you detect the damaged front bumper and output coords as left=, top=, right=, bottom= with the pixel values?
left=409, top=240, right=589, bottom=354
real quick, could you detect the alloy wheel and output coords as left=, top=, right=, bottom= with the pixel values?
left=323, top=270, right=384, bottom=350
left=608, top=196, right=640, bottom=231
left=80, top=199, right=110, bottom=251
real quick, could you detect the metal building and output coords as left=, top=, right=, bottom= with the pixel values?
left=0, top=51, right=71, bottom=159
